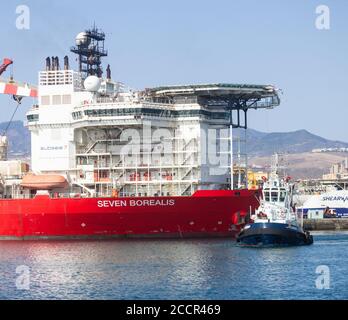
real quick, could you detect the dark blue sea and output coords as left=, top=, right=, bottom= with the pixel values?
left=0, top=231, right=347, bottom=300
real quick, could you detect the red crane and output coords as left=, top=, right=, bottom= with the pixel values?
left=0, top=58, right=13, bottom=77
left=0, top=58, right=37, bottom=99
left=0, top=58, right=37, bottom=137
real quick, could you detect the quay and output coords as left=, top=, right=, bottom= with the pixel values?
left=304, top=218, right=348, bottom=231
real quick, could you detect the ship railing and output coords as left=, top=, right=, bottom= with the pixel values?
left=76, top=101, right=175, bottom=110
left=95, top=177, right=199, bottom=184
left=8, top=192, right=93, bottom=200
left=9, top=191, right=198, bottom=200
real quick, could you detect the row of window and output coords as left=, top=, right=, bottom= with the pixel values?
left=41, top=94, right=72, bottom=106
left=264, top=188, right=287, bottom=202
left=72, top=108, right=229, bottom=120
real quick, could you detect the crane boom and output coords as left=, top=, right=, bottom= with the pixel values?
left=0, top=58, right=37, bottom=98
left=0, top=58, right=37, bottom=161
left=0, top=58, right=13, bottom=77
left=0, top=79, right=37, bottom=98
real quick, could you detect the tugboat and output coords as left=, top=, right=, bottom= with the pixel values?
left=237, top=154, right=313, bottom=247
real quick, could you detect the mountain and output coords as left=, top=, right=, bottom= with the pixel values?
left=0, top=121, right=30, bottom=157
left=249, top=152, right=348, bottom=179
left=1, top=121, right=347, bottom=161
left=234, top=128, right=348, bottom=156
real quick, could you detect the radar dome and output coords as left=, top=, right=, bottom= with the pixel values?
left=84, top=76, right=101, bottom=92
left=75, top=32, right=90, bottom=46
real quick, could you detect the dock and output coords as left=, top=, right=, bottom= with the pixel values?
left=304, top=218, right=348, bottom=231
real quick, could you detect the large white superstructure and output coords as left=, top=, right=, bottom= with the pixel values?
left=25, top=28, right=280, bottom=197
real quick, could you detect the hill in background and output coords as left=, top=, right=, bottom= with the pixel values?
left=1, top=121, right=347, bottom=178
left=0, top=121, right=30, bottom=157
left=234, top=128, right=348, bottom=156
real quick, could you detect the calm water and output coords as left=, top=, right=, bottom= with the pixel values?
left=0, top=231, right=347, bottom=300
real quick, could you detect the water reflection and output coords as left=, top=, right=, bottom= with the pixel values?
left=0, top=233, right=347, bottom=299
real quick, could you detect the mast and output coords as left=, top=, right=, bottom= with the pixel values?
left=70, top=26, right=108, bottom=80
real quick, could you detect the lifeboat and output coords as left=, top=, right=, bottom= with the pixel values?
left=21, top=174, right=68, bottom=190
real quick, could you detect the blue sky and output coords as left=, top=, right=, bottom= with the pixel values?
left=1, top=0, right=347, bottom=141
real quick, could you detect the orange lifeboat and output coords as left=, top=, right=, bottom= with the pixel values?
left=21, top=174, right=68, bottom=190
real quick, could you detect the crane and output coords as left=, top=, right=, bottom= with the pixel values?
left=0, top=58, right=13, bottom=76
left=0, top=57, right=37, bottom=100
left=0, top=57, right=37, bottom=105
left=0, top=58, right=38, bottom=160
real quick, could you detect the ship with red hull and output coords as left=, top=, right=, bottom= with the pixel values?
left=0, top=27, right=280, bottom=239
left=0, top=190, right=259, bottom=239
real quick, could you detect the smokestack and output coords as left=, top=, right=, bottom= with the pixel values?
left=106, top=64, right=111, bottom=80
left=46, top=57, right=51, bottom=71
left=55, top=56, right=60, bottom=70
left=51, top=56, right=55, bottom=70
left=64, top=56, right=69, bottom=70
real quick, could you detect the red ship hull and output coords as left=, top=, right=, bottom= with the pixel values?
left=0, top=189, right=259, bottom=240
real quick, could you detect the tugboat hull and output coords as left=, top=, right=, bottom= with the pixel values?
left=237, top=222, right=313, bottom=246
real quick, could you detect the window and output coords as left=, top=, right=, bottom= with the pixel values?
left=62, top=94, right=71, bottom=104
left=279, top=189, right=286, bottom=202
left=271, top=189, right=278, bottom=202
left=264, top=191, right=270, bottom=201
left=52, top=95, right=62, bottom=105
left=82, top=107, right=229, bottom=119
left=41, top=96, right=50, bottom=105
left=27, top=114, right=39, bottom=121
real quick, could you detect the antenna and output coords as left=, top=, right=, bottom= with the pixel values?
left=270, top=153, right=288, bottom=178
left=70, top=26, right=108, bottom=80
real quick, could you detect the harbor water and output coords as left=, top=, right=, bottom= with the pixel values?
left=0, top=231, right=347, bottom=300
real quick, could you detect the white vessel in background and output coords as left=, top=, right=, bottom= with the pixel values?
left=300, top=189, right=348, bottom=219
left=296, top=156, right=348, bottom=218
